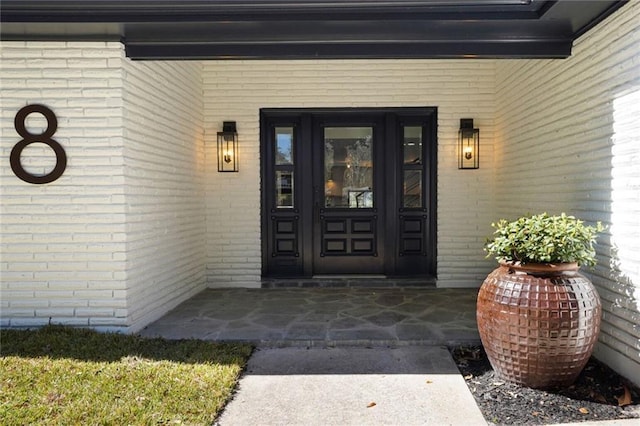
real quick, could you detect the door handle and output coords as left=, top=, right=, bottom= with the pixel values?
left=314, top=185, right=320, bottom=208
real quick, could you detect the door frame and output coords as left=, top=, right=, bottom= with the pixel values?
left=260, top=107, right=437, bottom=279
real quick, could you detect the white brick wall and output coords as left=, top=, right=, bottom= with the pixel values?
left=1, top=42, right=128, bottom=329
left=1, top=42, right=207, bottom=332
left=203, top=60, right=497, bottom=287
left=122, top=60, right=207, bottom=332
left=494, top=1, right=640, bottom=385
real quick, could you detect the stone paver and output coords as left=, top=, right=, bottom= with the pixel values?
left=139, top=288, right=480, bottom=346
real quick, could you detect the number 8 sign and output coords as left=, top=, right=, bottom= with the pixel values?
left=10, top=104, right=67, bottom=184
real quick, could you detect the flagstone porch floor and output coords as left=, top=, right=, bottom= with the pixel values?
left=139, top=288, right=481, bottom=347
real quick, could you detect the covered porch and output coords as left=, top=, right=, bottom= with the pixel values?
left=1, top=0, right=638, bottom=386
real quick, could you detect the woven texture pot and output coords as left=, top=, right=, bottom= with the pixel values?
left=477, top=264, right=602, bottom=389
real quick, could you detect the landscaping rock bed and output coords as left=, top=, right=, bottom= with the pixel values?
left=451, top=346, right=640, bottom=425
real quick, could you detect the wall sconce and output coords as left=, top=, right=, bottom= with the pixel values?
left=458, top=118, right=479, bottom=169
left=217, top=121, right=238, bottom=172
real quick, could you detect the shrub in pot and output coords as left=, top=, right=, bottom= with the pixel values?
left=477, top=212, right=605, bottom=388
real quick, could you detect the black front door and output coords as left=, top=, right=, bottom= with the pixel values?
left=313, top=118, right=384, bottom=274
left=261, top=108, right=437, bottom=278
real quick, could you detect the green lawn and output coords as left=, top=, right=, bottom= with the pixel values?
left=0, top=326, right=253, bottom=425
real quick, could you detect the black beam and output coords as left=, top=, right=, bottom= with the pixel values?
left=122, top=20, right=572, bottom=43
left=125, top=40, right=572, bottom=60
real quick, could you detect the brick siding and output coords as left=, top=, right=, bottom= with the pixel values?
left=203, top=60, right=497, bottom=287
left=1, top=43, right=206, bottom=332
left=1, top=42, right=128, bottom=329
left=121, top=60, right=207, bottom=331
left=494, top=1, right=640, bottom=385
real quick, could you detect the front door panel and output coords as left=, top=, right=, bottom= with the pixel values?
left=313, top=124, right=384, bottom=274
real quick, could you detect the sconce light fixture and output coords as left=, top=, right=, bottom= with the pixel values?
left=458, top=118, right=479, bottom=169
left=217, top=121, right=238, bottom=172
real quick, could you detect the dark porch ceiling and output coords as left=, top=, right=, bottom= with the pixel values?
left=0, top=0, right=627, bottom=60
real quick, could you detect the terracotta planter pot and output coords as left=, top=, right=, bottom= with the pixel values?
left=477, top=263, right=602, bottom=388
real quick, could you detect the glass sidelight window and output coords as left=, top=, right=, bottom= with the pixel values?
left=275, top=127, right=294, bottom=208
left=402, top=126, right=423, bottom=208
left=324, top=127, right=374, bottom=208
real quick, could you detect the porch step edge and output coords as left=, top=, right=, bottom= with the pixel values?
left=219, top=338, right=481, bottom=349
left=261, top=278, right=437, bottom=288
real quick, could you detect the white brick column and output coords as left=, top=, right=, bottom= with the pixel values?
left=1, top=42, right=128, bottom=329
left=1, top=42, right=207, bottom=332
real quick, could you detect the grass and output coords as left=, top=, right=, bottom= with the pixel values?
left=0, top=326, right=253, bottom=425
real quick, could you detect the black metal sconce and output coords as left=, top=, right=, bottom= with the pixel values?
left=458, top=118, right=479, bottom=169
left=217, top=121, right=238, bottom=172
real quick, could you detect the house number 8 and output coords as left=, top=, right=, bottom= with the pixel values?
left=10, top=104, right=67, bottom=184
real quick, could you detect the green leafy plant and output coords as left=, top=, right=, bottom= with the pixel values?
left=484, top=212, right=605, bottom=267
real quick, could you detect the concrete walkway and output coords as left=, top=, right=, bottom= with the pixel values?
left=218, top=346, right=487, bottom=426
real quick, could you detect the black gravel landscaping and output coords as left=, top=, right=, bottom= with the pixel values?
left=451, top=346, right=640, bottom=425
